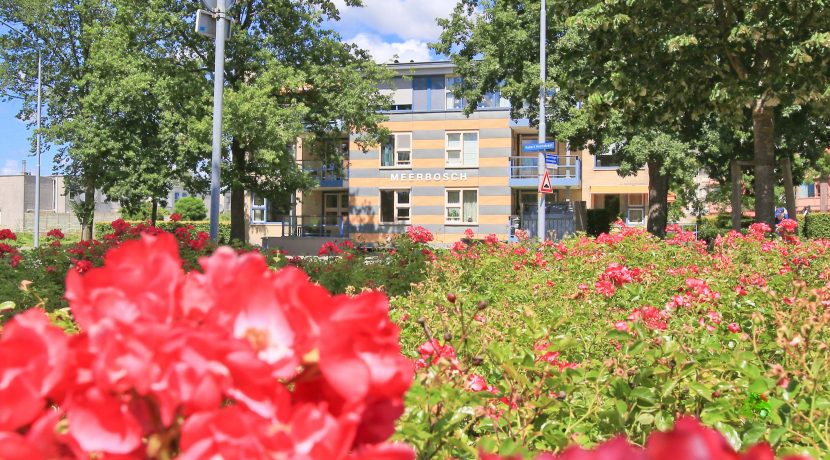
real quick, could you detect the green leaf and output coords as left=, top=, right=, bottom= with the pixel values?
left=630, top=387, right=657, bottom=407
left=715, top=422, right=742, bottom=451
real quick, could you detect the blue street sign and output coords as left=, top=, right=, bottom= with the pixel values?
left=523, top=141, right=557, bottom=152
left=544, top=154, right=559, bottom=165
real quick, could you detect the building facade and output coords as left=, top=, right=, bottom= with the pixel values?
left=247, top=61, right=656, bottom=245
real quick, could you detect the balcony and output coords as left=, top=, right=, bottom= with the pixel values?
left=300, top=160, right=348, bottom=188
left=509, top=156, right=581, bottom=188
left=279, top=215, right=349, bottom=238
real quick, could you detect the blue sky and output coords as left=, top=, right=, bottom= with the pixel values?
left=0, top=0, right=452, bottom=176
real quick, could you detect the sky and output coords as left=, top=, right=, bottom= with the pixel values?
left=0, top=0, right=453, bottom=176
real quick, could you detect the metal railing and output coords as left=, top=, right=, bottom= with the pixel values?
left=299, top=160, right=348, bottom=183
left=281, top=215, right=349, bottom=237
left=509, top=155, right=580, bottom=179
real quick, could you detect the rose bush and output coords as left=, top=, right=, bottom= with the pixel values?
left=2, top=220, right=830, bottom=458
left=0, top=233, right=414, bottom=458
left=394, top=223, right=830, bottom=458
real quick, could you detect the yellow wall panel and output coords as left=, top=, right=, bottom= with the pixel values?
left=480, top=195, right=512, bottom=206
left=414, top=196, right=445, bottom=206
left=480, top=138, right=511, bottom=149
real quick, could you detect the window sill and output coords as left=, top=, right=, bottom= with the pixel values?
left=594, top=166, right=621, bottom=170
left=444, top=164, right=478, bottom=169
left=379, top=166, right=412, bottom=170
left=445, top=222, right=479, bottom=226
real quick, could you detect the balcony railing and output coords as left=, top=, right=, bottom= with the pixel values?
left=299, top=160, right=348, bottom=187
left=280, top=215, right=349, bottom=238
left=509, top=155, right=581, bottom=187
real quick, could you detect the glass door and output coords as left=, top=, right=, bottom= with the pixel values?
left=323, top=192, right=349, bottom=236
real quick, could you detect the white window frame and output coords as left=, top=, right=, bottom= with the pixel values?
left=380, top=189, right=411, bottom=224
left=445, top=131, right=479, bottom=168
left=446, top=76, right=465, bottom=110
left=251, top=194, right=268, bottom=224
left=445, top=188, right=478, bottom=225
left=251, top=194, right=288, bottom=224
left=626, top=207, right=645, bottom=226
left=628, top=194, right=645, bottom=207
left=380, top=133, right=412, bottom=169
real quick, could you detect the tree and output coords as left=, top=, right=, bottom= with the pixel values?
left=2, top=0, right=391, bottom=242
left=555, top=0, right=830, bottom=227
left=173, top=196, right=208, bottom=221
left=158, top=0, right=392, bottom=241
left=0, top=0, right=202, bottom=239
left=433, top=0, right=699, bottom=237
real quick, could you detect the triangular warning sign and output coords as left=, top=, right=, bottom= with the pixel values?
left=539, top=170, right=554, bottom=194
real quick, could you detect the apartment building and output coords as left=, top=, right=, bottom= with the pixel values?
left=248, top=61, right=653, bottom=245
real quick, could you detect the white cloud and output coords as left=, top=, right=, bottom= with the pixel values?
left=0, top=160, right=19, bottom=175
left=347, top=33, right=433, bottom=63
left=333, top=0, right=455, bottom=41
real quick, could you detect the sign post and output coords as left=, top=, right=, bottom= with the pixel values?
left=537, top=0, right=547, bottom=241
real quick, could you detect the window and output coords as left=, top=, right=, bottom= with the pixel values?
left=627, top=208, right=645, bottom=226
left=446, top=76, right=507, bottom=110
left=628, top=194, right=645, bottom=207
left=381, top=133, right=412, bottom=168
left=446, top=132, right=479, bottom=167
left=803, top=183, right=818, bottom=198
left=595, top=142, right=623, bottom=168
left=446, top=189, right=478, bottom=224
left=251, top=194, right=289, bottom=224
left=446, top=77, right=464, bottom=110
left=380, top=190, right=411, bottom=224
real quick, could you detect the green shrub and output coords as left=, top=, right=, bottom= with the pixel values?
left=94, top=220, right=232, bottom=243
left=586, top=208, right=613, bottom=236
left=802, top=212, right=830, bottom=239
left=119, top=202, right=169, bottom=221
left=173, top=196, right=208, bottom=221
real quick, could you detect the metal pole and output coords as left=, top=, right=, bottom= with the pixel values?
left=209, top=1, right=227, bottom=241
left=34, top=49, right=42, bottom=248
left=537, top=0, right=547, bottom=241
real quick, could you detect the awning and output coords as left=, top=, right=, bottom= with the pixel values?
left=590, top=186, right=678, bottom=203
left=590, top=185, right=648, bottom=194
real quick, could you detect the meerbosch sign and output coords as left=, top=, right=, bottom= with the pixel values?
left=390, top=172, right=468, bottom=181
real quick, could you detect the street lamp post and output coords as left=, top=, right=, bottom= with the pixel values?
left=34, top=49, right=42, bottom=248
left=197, top=0, right=234, bottom=242
left=2, top=21, right=43, bottom=247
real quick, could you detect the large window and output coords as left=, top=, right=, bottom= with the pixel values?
left=380, top=190, right=411, bottom=224
left=446, top=76, right=507, bottom=110
left=381, top=133, right=412, bottom=168
left=251, top=194, right=290, bottom=223
left=446, top=189, right=478, bottom=224
left=446, top=132, right=479, bottom=167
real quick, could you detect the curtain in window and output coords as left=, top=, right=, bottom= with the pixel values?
left=381, top=136, right=394, bottom=167
left=463, top=133, right=478, bottom=165
left=462, top=191, right=477, bottom=222
left=380, top=191, right=394, bottom=223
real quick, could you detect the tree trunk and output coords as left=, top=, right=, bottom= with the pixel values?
left=730, top=160, right=742, bottom=230
left=81, top=181, right=95, bottom=241
left=752, top=101, right=776, bottom=227
left=781, top=157, right=796, bottom=220
left=646, top=159, right=669, bottom=238
left=821, top=181, right=829, bottom=213
left=230, top=139, right=247, bottom=242
left=151, top=197, right=158, bottom=227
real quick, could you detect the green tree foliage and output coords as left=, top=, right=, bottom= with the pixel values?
left=556, top=0, right=830, bottom=227
left=173, top=196, right=208, bottom=221
left=1, top=0, right=392, bottom=242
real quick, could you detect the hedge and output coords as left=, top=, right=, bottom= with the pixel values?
left=94, top=221, right=233, bottom=243
left=802, top=212, right=830, bottom=239
left=586, top=209, right=613, bottom=236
